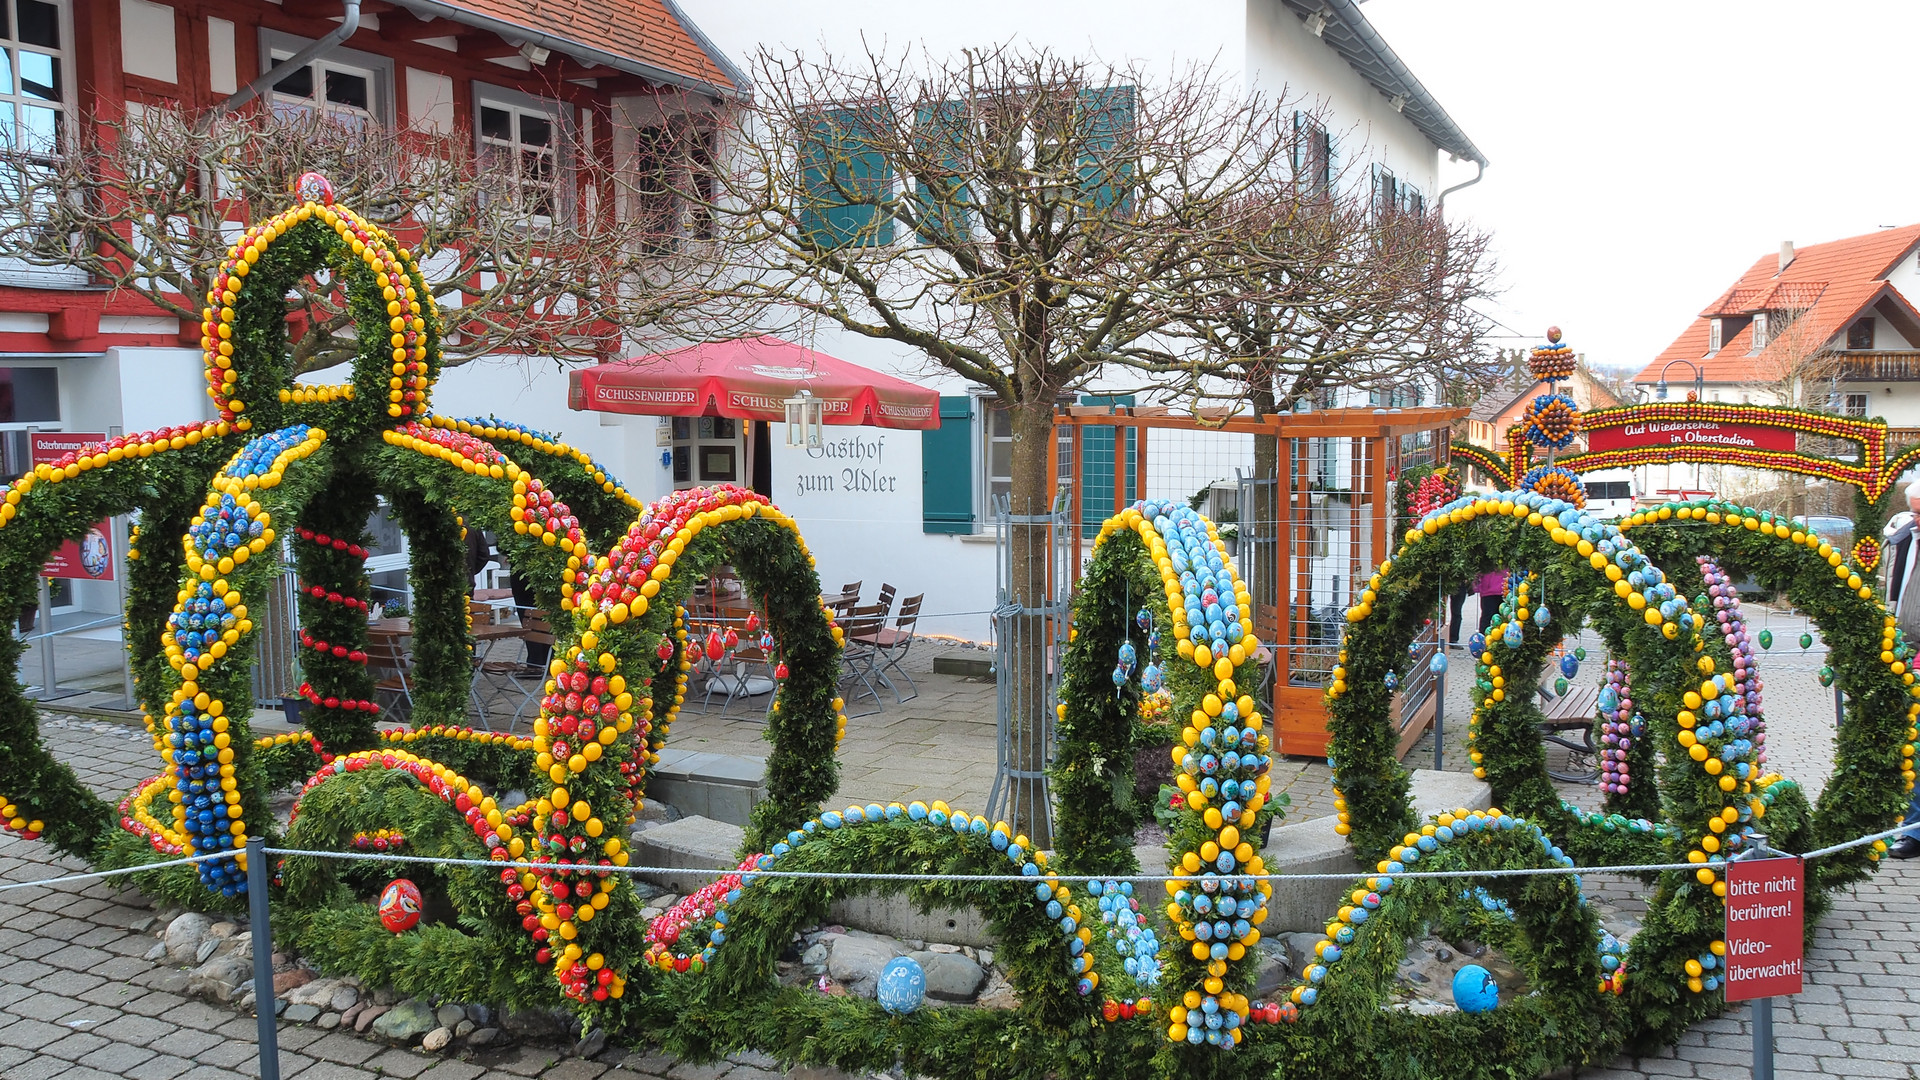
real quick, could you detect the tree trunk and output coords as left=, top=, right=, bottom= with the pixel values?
left=1004, top=392, right=1058, bottom=848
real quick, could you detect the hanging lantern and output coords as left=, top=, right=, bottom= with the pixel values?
left=784, top=389, right=825, bottom=449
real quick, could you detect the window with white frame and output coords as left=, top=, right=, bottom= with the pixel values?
left=260, top=31, right=392, bottom=127
left=632, top=122, right=715, bottom=253
left=1751, top=312, right=1769, bottom=351
left=476, top=86, right=569, bottom=224
left=1844, top=392, right=1868, bottom=418
left=0, top=0, right=68, bottom=155
left=1708, top=318, right=1723, bottom=354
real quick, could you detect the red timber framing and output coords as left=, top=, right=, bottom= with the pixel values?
left=0, top=0, right=729, bottom=356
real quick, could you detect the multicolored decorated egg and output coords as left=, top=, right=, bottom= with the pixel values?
left=378, top=877, right=423, bottom=933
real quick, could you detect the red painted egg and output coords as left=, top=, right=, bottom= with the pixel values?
left=378, top=878, right=423, bottom=932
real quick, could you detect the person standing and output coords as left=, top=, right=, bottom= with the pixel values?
left=1474, top=570, right=1506, bottom=636
left=1882, top=486, right=1920, bottom=857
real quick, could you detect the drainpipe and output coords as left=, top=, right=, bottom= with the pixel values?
left=214, top=0, right=362, bottom=115
left=1436, top=157, right=1485, bottom=212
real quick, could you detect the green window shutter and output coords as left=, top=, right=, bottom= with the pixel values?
left=1077, top=86, right=1135, bottom=213
left=922, top=395, right=974, bottom=534
left=911, top=101, right=970, bottom=244
left=798, top=107, right=895, bottom=249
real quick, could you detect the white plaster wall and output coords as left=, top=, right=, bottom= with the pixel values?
left=112, top=346, right=215, bottom=435
left=681, top=0, right=1245, bottom=86
left=1243, top=1, right=1439, bottom=197
left=769, top=429, right=999, bottom=643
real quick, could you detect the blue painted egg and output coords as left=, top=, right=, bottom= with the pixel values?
left=876, top=956, right=926, bottom=1015
left=1452, top=964, right=1499, bottom=1013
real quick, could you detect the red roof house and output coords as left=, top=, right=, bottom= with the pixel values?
left=1633, top=226, right=1920, bottom=421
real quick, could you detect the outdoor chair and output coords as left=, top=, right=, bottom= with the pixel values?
left=700, top=633, right=779, bottom=719
left=478, top=611, right=554, bottom=732
left=829, top=581, right=862, bottom=623
left=837, top=603, right=890, bottom=716
left=365, top=634, right=414, bottom=723
left=851, top=593, right=922, bottom=703
left=874, top=583, right=896, bottom=621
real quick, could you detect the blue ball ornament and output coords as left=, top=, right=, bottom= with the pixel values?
left=876, top=956, right=926, bottom=1015
left=1452, top=964, right=1500, bottom=1013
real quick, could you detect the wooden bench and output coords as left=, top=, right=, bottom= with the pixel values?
left=1537, top=682, right=1599, bottom=783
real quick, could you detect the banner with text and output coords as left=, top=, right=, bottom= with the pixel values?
left=1723, top=856, right=1804, bottom=1001
left=30, top=433, right=114, bottom=582
left=1586, top=419, right=1796, bottom=454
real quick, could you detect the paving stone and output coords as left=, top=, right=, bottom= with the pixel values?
left=417, top=1062, right=488, bottom=1080
left=75, top=1038, right=159, bottom=1073
left=366, top=1046, right=438, bottom=1077
left=307, top=1030, right=386, bottom=1064
left=543, top=1059, right=611, bottom=1080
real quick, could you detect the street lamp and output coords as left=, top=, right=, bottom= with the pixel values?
left=1653, top=358, right=1705, bottom=403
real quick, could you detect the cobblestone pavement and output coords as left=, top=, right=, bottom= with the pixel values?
left=4, top=597, right=1910, bottom=1079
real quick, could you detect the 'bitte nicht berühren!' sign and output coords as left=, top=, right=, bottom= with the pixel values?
left=1723, top=857, right=1804, bottom=1001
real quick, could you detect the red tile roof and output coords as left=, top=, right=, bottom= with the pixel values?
left=418, top=0, right=744, bottom=96
left=1635, top=224, right=1920, bottom=385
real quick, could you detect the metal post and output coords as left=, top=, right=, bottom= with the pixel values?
left=36, top=575, right=54, bottom=695
left=113, top=513, right=135, bottom=709
left=1833, top=684, right=1843, bottom=728
left=1433, top=662, right=1445, bottom=772
left=1735, top=832, right=1776, bottom=1080
left=246, top=837, right=282, bottom=1080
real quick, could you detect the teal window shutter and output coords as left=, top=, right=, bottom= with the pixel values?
left=922, top=395, right=975, bottom=534
left=798, top=107, right=895, bottom=249
left=1077, top=86, right=1135, bottom=213
left=911, top=101, right=970, bottom=244
left=1076, top=394, right=1135, bottom=536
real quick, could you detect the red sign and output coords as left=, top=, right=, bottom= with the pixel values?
left=1586, top=419, right=1796, bottom=454
left=30, top=433, right=114, bottom=582
left=1723, top=856, right=1805, bottom=1001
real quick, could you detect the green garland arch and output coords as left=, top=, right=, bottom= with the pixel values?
left=7, top=183, right=1916, bottom=1079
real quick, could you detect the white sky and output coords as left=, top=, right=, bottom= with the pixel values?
left=1362, top=0, right=1920, bottom=375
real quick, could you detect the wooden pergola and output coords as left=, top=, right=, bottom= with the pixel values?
left=1053, top=404, right=1465, bottom=758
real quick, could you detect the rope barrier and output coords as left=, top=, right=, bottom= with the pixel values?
left=0, top=850, right=229, bottom=893
left=0, top=822, right=1907, bottom=894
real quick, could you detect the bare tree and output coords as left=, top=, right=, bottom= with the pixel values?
left=0, top=101, right=688, bottom=371
left=1158, top=190, right=1494, bottom=417
left=1736, top=296, right=1836, bottom=515
left=635, top=42, right=1495, bottom=842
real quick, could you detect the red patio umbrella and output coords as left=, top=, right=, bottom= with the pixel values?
left=568, top=336, right=939, bottom=430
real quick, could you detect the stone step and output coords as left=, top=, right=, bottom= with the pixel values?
left=648, top=748, right=768, bottom=826
left=1257, top=768, right=1492, bottom=933
left=629, top=814, right=994, bottom=947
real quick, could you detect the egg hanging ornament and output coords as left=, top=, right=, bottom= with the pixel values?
left=378, top=877, right=423, bottom=932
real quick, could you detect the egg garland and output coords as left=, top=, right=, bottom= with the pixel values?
left=1521, top=393, right=1582, bottom=450
left=151, top=425, right=324, bottom=890
left=1528, top=326, right=1576, bottom=381
left=1596, top=658, right=1641, bottom=797
left=1619, top=498, right=1920, bottom=896
left=1520, top=463, right=1586, bottom=510
left=1695, top=555, right=1766, bottom=765
left=1091, top=497, right=1271, bottom=1046
left=1517, top=402, right=1920, bottom=505
left=1852, top=536, right=1882, bottom=573
left=438, top=416, right=643, bottom=513
left=200, top=187, right=438, bottom=431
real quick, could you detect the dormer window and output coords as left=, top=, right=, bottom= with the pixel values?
left=1848, top=317, right=1876, bottom=350
left=1751, top=313, right=1769, bottom=350
left=1708, top=318, right=1723, bottom=353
